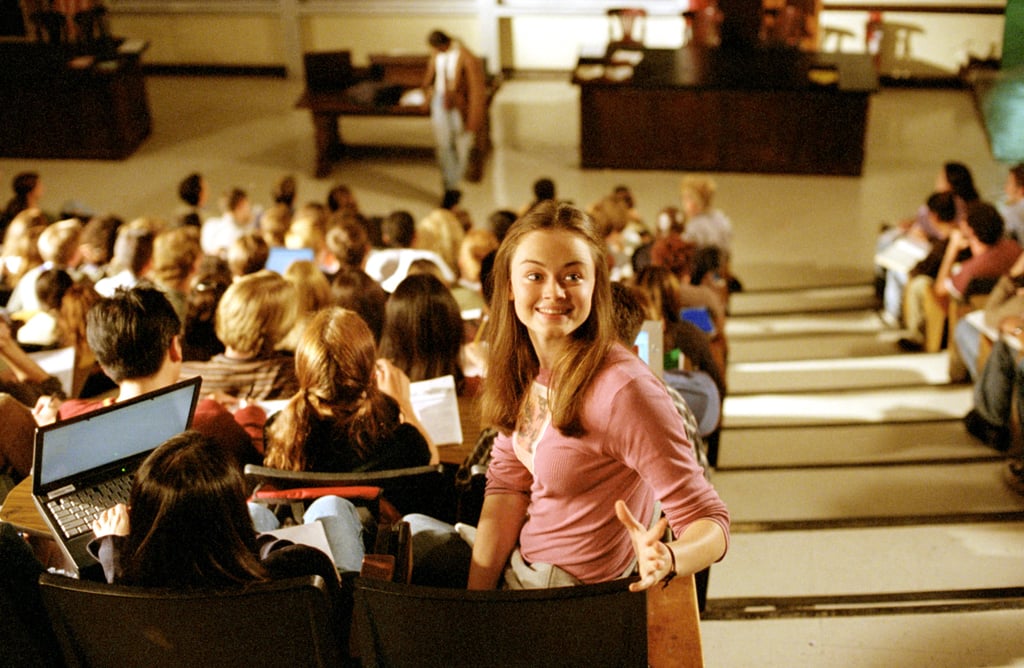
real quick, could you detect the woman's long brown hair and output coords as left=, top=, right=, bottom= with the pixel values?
left=480, top=201, right=615, bottom=438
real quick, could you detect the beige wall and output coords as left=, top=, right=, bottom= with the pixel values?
left=110, top=14, right=286, bottom=66
left=108, top=7, right=1005, bottom=77
left=301, top=15, right=479, bottom=66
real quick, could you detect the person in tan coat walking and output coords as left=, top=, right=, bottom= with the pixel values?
left=423, top=30, right=486, bottom=203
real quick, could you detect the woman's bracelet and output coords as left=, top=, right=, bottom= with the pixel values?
left=661, top=545, right=677, bottom=588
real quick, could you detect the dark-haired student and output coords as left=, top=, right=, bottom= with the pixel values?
left=899, top=202, right=1022, bottom=351
left=88, top=430, right=359, bottom=656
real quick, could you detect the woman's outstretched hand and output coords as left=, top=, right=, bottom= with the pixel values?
left=615, top=499, right=673, bottom=592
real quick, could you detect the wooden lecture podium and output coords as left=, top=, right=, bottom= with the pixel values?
left=574, top=45, right=878, bottom=176
left=0, top=39, right=151, bottom=160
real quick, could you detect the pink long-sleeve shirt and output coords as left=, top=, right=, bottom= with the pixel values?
left=485, top=344, right=730, bottom=583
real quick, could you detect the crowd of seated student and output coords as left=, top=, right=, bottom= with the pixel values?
left=2, top=169, right=740, bottom=603
left=870, top=161, right=1024, bottom=499
left=877, top=161, right=981, bottom=337
left=0, top=167, right=730, bottom=438
left=42, top=286, right=260, bottom=464
left=900, top=202, right=1020, bottom=353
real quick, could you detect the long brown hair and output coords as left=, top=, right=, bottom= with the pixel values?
left=480, top=201, right=614, bottom=437
left=379, top=273, right=465, bottom=389
left=264, top=307, right=400, bottom=470
left=57, top=280, right=100, bottom=365
left=634, top=265, right=684, bottom=324
left=122, top=431, right=267, bottom=587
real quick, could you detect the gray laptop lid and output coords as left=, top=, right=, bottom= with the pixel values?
left=33, top=376, right=202, bottom=496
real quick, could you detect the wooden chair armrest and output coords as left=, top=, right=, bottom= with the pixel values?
left=647, top=573, right=704, bottom=667
left=360, top=554, right=396, bottom=581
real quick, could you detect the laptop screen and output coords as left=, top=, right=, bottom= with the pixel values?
left=633, top=320, right=664, bottom=378
left=34, top=377, right=201, bottom=490
left=265, top=246, right=315, bottom=275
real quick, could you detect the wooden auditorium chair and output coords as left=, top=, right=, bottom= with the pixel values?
left=607, top=7, right=648, bottom=49
left=353, top=573, right=705, bottom=667
left=39, top=573, right=343, bottom=668
left=921, top=277, right=996, bottom=379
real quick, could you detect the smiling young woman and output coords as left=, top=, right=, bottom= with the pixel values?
left=462, top=201, right=730, bottom=592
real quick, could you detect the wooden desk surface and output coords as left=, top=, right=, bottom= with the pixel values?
left=0, top=476, right=51, bottom=537
left=296, top=90, right=431, bottom=115
left=436, top=394, right=481, bottom=467
left=574, top=45, right=875, bottom=175
left=578, top=45, right=877, bottom=93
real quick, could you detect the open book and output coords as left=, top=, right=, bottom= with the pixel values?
left=264, top=521, right=336, bottom=566
left=875, top=237, right=929, bottom=274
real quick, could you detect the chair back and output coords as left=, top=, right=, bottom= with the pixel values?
left=245, top=462, right=447, bottom=519
left=607, top=8, right=648, bottom=48
left=30, top=10, right=67, bottom=45
left=353, top=577, right=648, bottom=667
left=303, top=50, right=355, bottom=92
left=763, top=4, right=807, bottom=47
left=39, top=573, right=342, bottom=668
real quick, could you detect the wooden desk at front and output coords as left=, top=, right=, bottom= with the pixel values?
left=575, top=46, right=878, bottom=176
left=0, top=446, right=473, bottom=542
left=1, top=477, right=49, bottom=537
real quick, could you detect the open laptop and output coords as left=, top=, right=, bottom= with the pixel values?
left=32, top=377, right=202, bottom=579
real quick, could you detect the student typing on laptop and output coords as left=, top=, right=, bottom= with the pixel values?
left=88, top=430, right=358, bottom=657
left=35, top=285, right=265, bottom=467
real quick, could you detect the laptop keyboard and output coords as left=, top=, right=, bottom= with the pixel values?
left=48, top=475, right=133, bottom=539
